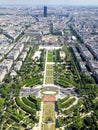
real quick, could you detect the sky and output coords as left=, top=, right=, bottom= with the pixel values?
left=0, top=0, right=98, bottom=6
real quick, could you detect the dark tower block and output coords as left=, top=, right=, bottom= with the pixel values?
left=44, top=6, right=47, bottom=17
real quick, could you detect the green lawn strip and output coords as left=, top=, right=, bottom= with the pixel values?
left=57, top=95, right=70, bottom=111
left=61, top=95, right=70, bottom=103
left=47, top=57, right=53, bottom=62
left=46, top=64, right=53, bottom=70
left=56, top=76, right=74, bottom=87
left=62, top=98, right=76, bottom=108
left=47, top=51, right=53, bottom=62
left=63, top=99, right=82, bottom=115
left=57, top=76, right=74, bottom=84
left=42, top=102, right=55, bottom=130
left=26, top=80, right=41, bottom=86
left=24, top=78, right=41, bottom=86
left=42, top=124, right=56, bottom=130
left=15, top=97, right=36, bottom=115
left=22, top=97, right=36, bottom=109
left=45, top=77, right=54, bottom=84
left=11, top=113, right=23, bottom=123
left=43, top=102, right=55, bottom=122
left=46, top=70, right=53, bottom=77
left=56, top=80, right=71, bottom=87
left=48, top=51, right=53, bottom=57
left=48, top=53, right=53, bottom=57
left=57, top=76, right=79, bottom=88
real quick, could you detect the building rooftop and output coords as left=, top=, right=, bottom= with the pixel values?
left=43, top=96, right=55, bottom=102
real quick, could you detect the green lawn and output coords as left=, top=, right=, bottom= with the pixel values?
left=45, top=77, right=54, bottom=84
left=48, top=51, right=53, bottom=57
left=46, top=70, right=53, bottom=77
left=47, top=51, right=53, bottom=62
left=43, top=102, right=55, bottom=122
left=42, top=124, right=56, bottom=130
left=46, top=64, right=53, bottom=70
left=45, top=64, right=54, bottom=84
left=42, top=102, right=55, bottom=130
left=47, top=57, right=53, bottom=62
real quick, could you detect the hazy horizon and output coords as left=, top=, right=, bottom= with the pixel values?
left=0, top=0, right=98, bottom=6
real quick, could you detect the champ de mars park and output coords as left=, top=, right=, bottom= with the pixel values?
left=0, top=5, right=98, bottom=130
left=1, top=31, right=97, bottom=130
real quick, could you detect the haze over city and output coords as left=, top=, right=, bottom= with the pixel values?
left=0, top=0, right=98, bottom=6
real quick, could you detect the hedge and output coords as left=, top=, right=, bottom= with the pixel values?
left=36, top=98, right=41, bottom=110
left=63, top=99, right=82, bottom=114
left=56, top=80, right=70, bottom=87
left=11, top=113, right=23, bottom=122
left=61, top=95, right=70, bottom=103
left=57, top=99, right=62, bottom=111
left=25, top=78, right=41, bottom=86
left=16, top=97, right=36, bottom=115
left=11, top=115, right=21, bottom=122
left=62, top=98, right=76, bottom=108
left=29, top=95, right=37, bottom=104
left=22, top=97, right=36, bottom=109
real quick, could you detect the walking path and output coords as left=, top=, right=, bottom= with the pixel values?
left=43, top=50, right=48, bottom=85
left=39, top=102, right=43, bottom=130
left=33, top=102, right=44, bottom=130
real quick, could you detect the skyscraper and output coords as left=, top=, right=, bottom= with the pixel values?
left=44, top=6, right=47, bottom=17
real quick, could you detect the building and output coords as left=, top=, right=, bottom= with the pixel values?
left=19, top=52, right=27, bottom=61
left=33, top=51, right=41, bottom=60
left=60, top=51, right=66, bottom=59
left=87, top=60, right=98, bottom=80
left=77, top=44, right=93, bottom=61
left=78, top=61, right=87, bottom=73
left=0, top=59, right=13, bottom=72
left=94, top=69, right=98, bottom=82
left=43, top=96, right=55, bottom=102
left=14, top=61, right=22, bottom=71
left=44, top=6, right=47, bottom=17
left=0, top=69, right=7, bottom=82
left=87, top=60, right=98, bottom=72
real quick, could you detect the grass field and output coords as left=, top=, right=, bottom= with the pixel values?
left=46, top=64, right=53, bottom=70
left=43, top=102, right=55, bottom=122
left=46, top=70, right=53, bottom=77
left=47, top=51, right=53, bottom=62
left=42, top=102, right=55, bottom=130
left=42, top=124, right=56, bottom=130
left=45, top=64, right=54, bottom=84
left=45, top=77, right=54, bottom=84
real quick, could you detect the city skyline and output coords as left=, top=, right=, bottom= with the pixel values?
left=0, top=0, right=98, bottom=6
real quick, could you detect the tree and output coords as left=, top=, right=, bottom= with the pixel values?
left=72, top=116, right=83, bottom=130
